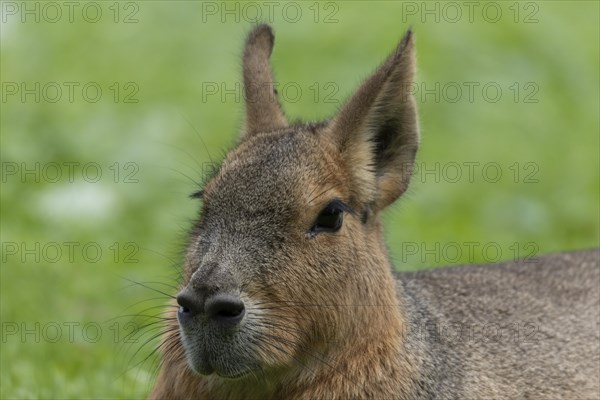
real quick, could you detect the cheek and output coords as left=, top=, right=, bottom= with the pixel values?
left=240, top=230, right=358, bottom=303
left=282, top=240, right=350, bottom=296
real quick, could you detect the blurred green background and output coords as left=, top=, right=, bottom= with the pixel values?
left=1, top=1, right=598, bottom=398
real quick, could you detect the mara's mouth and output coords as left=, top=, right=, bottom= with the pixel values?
left=179, top=327, right=261, bottom=380
left=175, top=293, right=302, bottom=381
left=186, top=351, right=259, bottom=380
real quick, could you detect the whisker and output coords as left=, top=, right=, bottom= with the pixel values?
left=118, top=276, right=176, bottom=299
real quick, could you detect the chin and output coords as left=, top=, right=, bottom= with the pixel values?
left=181, top=335, right=260, bottom=380
left=189, top=356, right=259, bottom=380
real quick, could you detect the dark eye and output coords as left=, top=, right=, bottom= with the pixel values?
left=310, top=201, right=345, bottom=235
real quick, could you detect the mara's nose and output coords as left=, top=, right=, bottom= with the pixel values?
left=176, top=290, right=245, bottom=327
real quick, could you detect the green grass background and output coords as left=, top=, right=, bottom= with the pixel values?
left=1, top=1, right=598, bottom=398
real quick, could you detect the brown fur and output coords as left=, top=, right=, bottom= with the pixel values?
left=149, top=25, right=600, bottom=399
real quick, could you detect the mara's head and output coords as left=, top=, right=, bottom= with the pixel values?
left=174, top=24, right=419, bottom=380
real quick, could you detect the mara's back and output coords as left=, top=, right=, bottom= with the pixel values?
left=396, top=249, right=600, bottom=399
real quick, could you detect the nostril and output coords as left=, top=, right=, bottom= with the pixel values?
left=205, top=294, right=245, bottom=324
left=179, top=305, right=191, bottom=314
left=176, top=291, right=201, bottom=318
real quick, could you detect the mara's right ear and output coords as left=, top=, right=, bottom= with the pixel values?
left=324, top=30, right=419, bottom=213
left=242, top=24, right=288, bottom=137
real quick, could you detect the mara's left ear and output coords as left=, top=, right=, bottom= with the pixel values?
left=324, top=30, right=419, bottom=212
left=242, top=24, right=288, bottom=137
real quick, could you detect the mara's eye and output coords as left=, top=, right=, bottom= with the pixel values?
left=310, top=200, right=345, bottom=235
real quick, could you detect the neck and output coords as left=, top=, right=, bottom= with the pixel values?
left=253, top=246, right=417, bottom=398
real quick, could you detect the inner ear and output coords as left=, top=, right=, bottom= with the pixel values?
left=372, top=117, right=401, bottom=173
left=325, top=29, right=419, bottom=211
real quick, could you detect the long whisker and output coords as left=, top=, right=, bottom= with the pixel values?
left=118, top=276, right=176, bottom=299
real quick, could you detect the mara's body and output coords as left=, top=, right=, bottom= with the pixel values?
left=149, top=25, right=600, bottom=400
left=396, top=249, right=600, bottom=399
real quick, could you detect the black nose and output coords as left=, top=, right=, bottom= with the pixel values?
left=176, top=290, right=245, bottom=326
left=205, top=294, right=245, bottom=325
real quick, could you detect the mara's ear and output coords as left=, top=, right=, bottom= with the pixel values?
left=324, top=29, right=419, bottom=212
left=242, top=24, right=288, bottom=136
